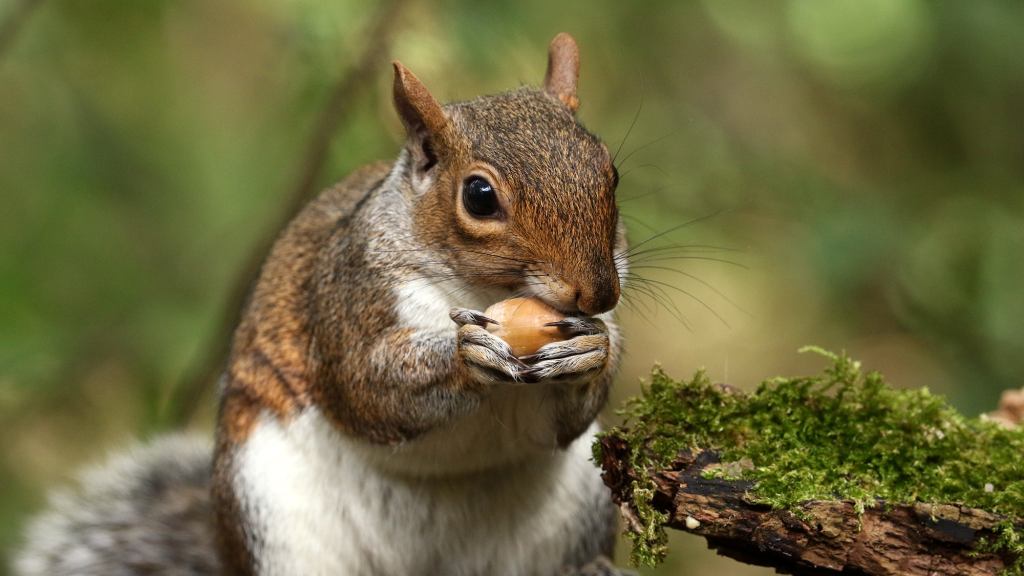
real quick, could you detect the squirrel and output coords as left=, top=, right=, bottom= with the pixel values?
left=15, top=33, right=628, bottom=576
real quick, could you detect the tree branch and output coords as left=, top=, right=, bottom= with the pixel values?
left=599, top=436, right=1016, bottom=576
left=164, top=0, right=409, bottom=426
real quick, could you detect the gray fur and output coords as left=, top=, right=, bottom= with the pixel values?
left=15, top=35, right=632, bottom=576
left=14, top=435, right=220, bottom=576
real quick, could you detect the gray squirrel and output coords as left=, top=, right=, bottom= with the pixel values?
left=16, top=33, right=629, bottom=576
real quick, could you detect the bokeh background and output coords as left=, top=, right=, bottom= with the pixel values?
left=2, top=0, right=1022, bottom=574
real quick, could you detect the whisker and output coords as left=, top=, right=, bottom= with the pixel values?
left=621, top=275, right=692, bottom=331
left=626, top=274, right=729, bottom=328
left=616, top=129, right=679, bottom=170
left=618, top=163, right=668, bottom=182
left=629, top=265, right=751, bottom=316
left=625, top=254, right=749, bottom=270
left=620, top=213, right=661, bottom=236
left=616, top=243, right=742, bottom=261
left=618, top=209, right=730, bottom=259
left=613, top=80, right=644, bottom=165
left=617, top=190, right=658, bottom=203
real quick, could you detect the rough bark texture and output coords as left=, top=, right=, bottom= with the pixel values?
left=599, top=435, right=1015, bottom=575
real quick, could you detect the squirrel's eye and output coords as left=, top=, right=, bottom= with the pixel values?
left=462, top=176, right=501, bottom=218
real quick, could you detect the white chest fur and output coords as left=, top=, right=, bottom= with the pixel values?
left=393, top=274, right=506, bottom=331
left=233, top=410, right=610, bottom=576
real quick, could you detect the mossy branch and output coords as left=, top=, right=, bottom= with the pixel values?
left=595, top=350, right=1024, bottom=575
left=600, top=439, right=1014, bottom=575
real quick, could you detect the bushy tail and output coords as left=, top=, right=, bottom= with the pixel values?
left=14, top=434, right=220, bottom=576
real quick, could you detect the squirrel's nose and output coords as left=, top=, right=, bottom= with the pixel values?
left=575, top=279, right=620, bottom=316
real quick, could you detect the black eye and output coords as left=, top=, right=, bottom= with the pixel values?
left=462, top=176, right=501, bottom=218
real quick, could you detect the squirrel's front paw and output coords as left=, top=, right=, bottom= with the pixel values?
left=521, top=317, right=610, bottom=383
left=450, top=307, right=529, bottom=384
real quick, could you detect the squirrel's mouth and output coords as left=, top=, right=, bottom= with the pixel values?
left=518, top=277, right=587, bottom=316
left=517, top=267, right=620, bottom=317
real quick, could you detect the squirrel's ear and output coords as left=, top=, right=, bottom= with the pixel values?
left=393, top=61, right=449, bottom=173
left=544, top=33, right=580, bottom=112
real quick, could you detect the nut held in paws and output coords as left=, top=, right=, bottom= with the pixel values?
left=484, top=297, right=568, bottom=357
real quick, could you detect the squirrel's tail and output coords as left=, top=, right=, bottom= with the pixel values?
left=13, top=434, right=221, bottom=576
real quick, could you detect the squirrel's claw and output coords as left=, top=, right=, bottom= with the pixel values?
left=544, top=316, right=605, bottom=337
left=454, top=309, right=609, bottom=385
left=452, top=308, right=529, bottom=384
left=523, top=350, right=607, bottom=382
left=459, top=327, right=529, bottom=369
left=457, top=324, right=529, bottom=385
left=449, top=307, right=498, bottom=328
left=521, top=333, right=609, bottom=383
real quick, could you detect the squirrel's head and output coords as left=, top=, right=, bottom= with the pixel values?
left=392, top=33, right=623, bottom=316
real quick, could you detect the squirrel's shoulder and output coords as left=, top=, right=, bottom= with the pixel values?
left=218, top=160, right=395, bottom=439
left=294, top=160, right=392, bottom=232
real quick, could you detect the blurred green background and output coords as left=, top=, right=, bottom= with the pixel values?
left=2, top=0, right=1022, bottom=574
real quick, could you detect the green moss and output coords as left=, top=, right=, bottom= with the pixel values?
left=599, top=348, right=1024, bottom=570
left=622, top=480, right=669, bottom=566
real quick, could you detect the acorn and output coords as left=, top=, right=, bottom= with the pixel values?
left=484, top=297, right=568, bottom=357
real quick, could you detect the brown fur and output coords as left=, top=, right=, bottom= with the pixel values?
left=212, top=33, right=624, bottom=572
left=218, top=162, right=391, bottom=441
left=213, top=163, right=389, bottom=570
left=545, top=33, right=581, bottom=111
left=442, top=88, right=620, bottom=314
left=17, top=33, right=627, bottom=576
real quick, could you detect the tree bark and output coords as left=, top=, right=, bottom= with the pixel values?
left=598, top=435, right=1015, bottom=576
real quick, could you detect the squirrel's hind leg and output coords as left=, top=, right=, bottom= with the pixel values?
left=13, top=434, right=220, bottom=576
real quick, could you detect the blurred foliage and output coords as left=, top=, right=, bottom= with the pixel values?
left=1, top=1, right=1022, bottom=574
